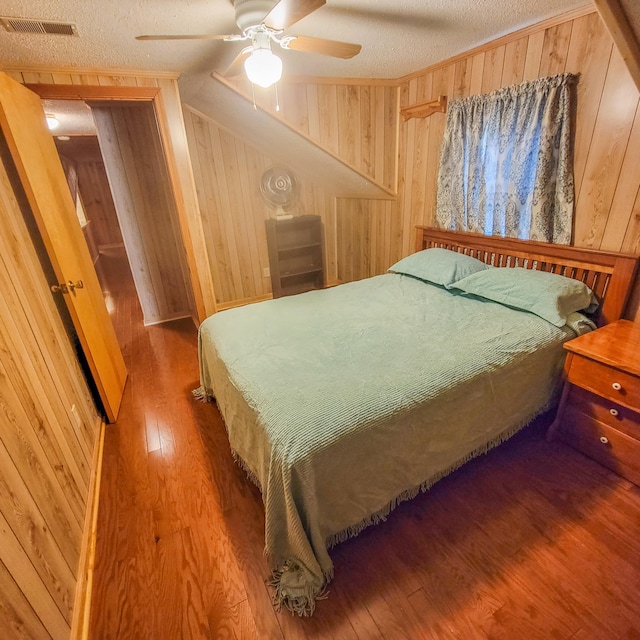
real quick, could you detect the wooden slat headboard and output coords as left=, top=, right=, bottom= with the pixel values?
left=415, top=227, right=639, bottom=325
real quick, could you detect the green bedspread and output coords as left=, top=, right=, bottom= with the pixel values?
left=197, top=273, right=591, bottom=615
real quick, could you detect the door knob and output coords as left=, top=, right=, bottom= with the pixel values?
left=67, top=280, right=84, bottom=291
left=51, top=280, right=84, bottom=294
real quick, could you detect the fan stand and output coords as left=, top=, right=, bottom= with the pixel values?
left=274, top=206, right=293, bottom=221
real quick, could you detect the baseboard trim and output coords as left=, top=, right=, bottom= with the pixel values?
left=70, top=417, right=105, bottom=640
left=143, top=312, right=193, bottom=327
left=216, top=293, right=273, bottom=311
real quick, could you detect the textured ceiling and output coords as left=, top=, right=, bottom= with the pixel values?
left=0, top=0, right=590, bottom=81
left=2, top=0, right=597, bottom=145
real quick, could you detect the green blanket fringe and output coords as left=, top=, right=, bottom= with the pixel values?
left=195, top=381, right=551, bottom=617
left=326, top=408, right=548, bottom=550
left=192, top=385, right=214, bottom=403
left=267, top=562, right=331, bottom=617
left=193, top=384, right=264, bottom=490
left=229, top=448, right=263, bottom=491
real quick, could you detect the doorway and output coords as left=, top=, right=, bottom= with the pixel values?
left=6, top=79, right=205, bottom=420
left=42, top=95, right=195, bottom=345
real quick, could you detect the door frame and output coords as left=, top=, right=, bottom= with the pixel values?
left=26, top=82, right=212, bottom=324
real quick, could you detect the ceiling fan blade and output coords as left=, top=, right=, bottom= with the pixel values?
left=263, top=0, right=326, bottom=31
left=221, top=48, right=252, bottom=77
left=136, top=34, right=235, bottom=41
left=286, top=36, right=361, bottom=59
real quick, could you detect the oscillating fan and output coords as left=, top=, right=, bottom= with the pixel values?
left=260, top=165, right=300, bottom=219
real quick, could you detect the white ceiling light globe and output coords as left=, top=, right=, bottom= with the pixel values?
left=244, top=49, right=282, bottom=88
left=46, top=114, right=59, bottom=130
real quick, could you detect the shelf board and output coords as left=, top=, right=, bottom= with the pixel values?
left=277, top=242, right=322, bottom=253
left=400, top=95, right=448, bottom=121
left=280, top=267, right=323, bottom=278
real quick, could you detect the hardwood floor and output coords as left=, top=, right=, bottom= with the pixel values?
left=89, top=248, right=640, bottom=639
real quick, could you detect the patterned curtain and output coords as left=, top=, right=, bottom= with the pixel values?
left=435, top=73, right=576, bottom=244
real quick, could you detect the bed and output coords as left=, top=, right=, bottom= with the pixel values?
left=196, top=227, right=638, bottom=616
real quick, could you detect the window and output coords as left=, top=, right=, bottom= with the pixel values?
left=435, top=73, right=576, bottom=244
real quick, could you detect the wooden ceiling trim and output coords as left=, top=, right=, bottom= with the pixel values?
left=593, top=0, right=640, bottom=91
left=4, top=65, right=179, bottom=79
left=284, top=76, right=400, bottom=87
left=25, top=84, right=159, bottom=101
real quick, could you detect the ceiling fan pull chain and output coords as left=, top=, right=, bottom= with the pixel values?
left=275, top=82, right=280, bottom=112
left=251, top=82, right=257, bottom=110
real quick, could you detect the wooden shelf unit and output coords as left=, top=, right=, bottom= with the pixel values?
left=266, top=215, right=325, bottom=298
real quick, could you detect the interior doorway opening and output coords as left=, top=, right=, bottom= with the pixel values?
left=12, top=79, right=203, bottom=420
left=42, top=95, right=195, bottom=355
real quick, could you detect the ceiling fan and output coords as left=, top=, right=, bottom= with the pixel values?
left=137, top=0, right=362, bottom=88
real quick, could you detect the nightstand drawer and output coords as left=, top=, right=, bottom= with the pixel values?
left=567, top=354, right=640, bottom=410
left=567, top=386, right=640, bottom=439
left=559, top=405, right=640, bottom=486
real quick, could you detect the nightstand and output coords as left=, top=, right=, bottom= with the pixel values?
left=548, top=319, right=640, bottom=486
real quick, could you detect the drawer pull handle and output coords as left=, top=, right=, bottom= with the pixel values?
left=609, top=408, right=619, bottom=417
left=612, top=382, right=622, bottom=391
left=599, top=436, right=609, bottom=445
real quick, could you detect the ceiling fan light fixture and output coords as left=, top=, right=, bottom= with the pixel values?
left=45, top=113, right=59, bottom=130
left=244, top=48, right=282, bottom=88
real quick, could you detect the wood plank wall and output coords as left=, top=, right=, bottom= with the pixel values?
left=230, top=77, right=400, bottom=192
left=77, top=159, right=123, bottom=251
left=394, top=9, right=640, bottom=317
left=6, top=11, right=640, bottom=319
left=183, top=105, right=338, bottom=306
left=324, top=9, right=640, bottom=319
left=0, top=133, right=100, bottom=639
left=57, top=143, right=123, bottom=270
left=398, top=9, right=638, bottom=252
left=57, top=137, right=124, bottom=253
left=280, top=82, right=399, bottom=193
left=0, top=68, right=207, bottom=637
left=92, top=103, right=193, bottom=326
left=191, top=11, right=640, bottom=311
left=336, top=198, right=402, bottom=282
left=183, top=78, right=400, bottom=305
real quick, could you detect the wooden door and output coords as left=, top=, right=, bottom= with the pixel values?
left=0, top=72, right=127, bottom=421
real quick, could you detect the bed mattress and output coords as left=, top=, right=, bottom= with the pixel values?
left=197, top=272, right=590, bottom=614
